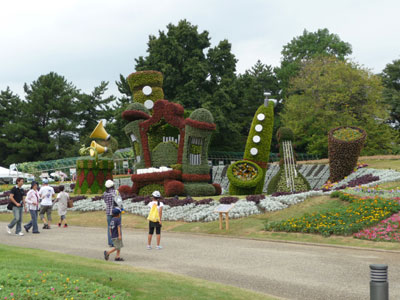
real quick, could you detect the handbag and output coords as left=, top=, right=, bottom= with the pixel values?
left=67, top=199, right=73, bottom=208
left=7, top=202, right=13, bottom=211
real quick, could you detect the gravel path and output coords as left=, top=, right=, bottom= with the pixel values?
left=2, top=222, right=400, bottom=300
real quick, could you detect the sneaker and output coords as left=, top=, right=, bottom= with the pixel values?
left=43, top=224, right=48, bottom=229
left=147, top=245, right=152, bottom=250
left=32, top=231, right=40, bottom=234
left=58, top=223, right=61, bottom=227
left=104, top=251, right=109, bottom=261
left=24, top=226, right=29, bottom=233
left=156, top=245, right=163, bottom=250
left=115, top=257, right=124, bottom=261
left=6, top=226, right=11, bottom=234
left=17, top=232, right=24, bottom=236
left=64, top=224, right=68, bottom=228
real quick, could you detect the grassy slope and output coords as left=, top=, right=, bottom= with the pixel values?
left=0, top=244, right=274, bottom=300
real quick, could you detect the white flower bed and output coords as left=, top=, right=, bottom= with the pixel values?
left=2, top=167, right=400, bottom=222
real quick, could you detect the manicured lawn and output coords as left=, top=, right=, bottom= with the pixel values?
left=0, top=244, right=274, bottom=300
left=358, top=159, right=400, bottom=171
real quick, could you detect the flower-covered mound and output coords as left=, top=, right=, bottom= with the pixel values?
left=265, top=191, right=400, bottom=237
left=0, top=270, right=129, bottom=300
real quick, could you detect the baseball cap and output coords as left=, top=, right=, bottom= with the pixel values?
left=43, top=179, right=48, bottom=184
left=105, top=180, right=114, bottom=188
left=112, top=207, right=121, bottom=215
left=152, top=190, right=161, bottom=198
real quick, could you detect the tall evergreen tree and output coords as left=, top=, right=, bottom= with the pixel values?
left=381, top=58, right=400, bottom=129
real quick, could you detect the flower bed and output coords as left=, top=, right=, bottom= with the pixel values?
left=0, top=270, right=129, bottom=299
left=265, top=191, right=400, bottom=236
left=353, top=212, right=400, bottom=242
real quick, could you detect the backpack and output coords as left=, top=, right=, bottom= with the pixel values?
left=147, top=203, right=160, bottom=222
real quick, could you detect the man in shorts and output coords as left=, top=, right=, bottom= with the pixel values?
left=39, top=179, right=55, bottom=229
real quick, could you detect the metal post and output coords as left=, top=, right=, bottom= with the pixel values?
left=370, top=264, right=388, bottom=300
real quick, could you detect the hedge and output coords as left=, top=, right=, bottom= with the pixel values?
left=328, top=126, right=367, bottom=182
left=183, top=182, right=217, bottom=196
left=139, top=184, right=165, bottom=197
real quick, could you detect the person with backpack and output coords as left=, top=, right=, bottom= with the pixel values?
left=147, top=190, right=164, bottom=250
left=6, top=177, right=26, bottom=236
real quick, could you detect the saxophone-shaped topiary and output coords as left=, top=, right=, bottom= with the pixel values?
left=267, top=127, right=310, bottom=194
left=328, top=126, right=367, bottom=182
left=228, top=101, right=274, bottom=195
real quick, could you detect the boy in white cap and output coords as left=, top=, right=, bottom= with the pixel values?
left=147, top=190, right=164, bottom=250
left=104, top=207, right=124, bottom=261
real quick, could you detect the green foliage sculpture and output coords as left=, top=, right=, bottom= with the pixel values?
left=328, top=126, right=367, bottom=183
left=227, top=99, right=274, bottom=195
left=120, top=71, right=220, bottom=197
left=267, top=127, right=310, bottom=194
left=74, top=121, right=117, bottom=194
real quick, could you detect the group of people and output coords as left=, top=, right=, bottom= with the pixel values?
left=6, top=177, right=164, bottom=264
left=103, top=180, right=164, bottom=262
left=6, top=177, right=70, bottom=235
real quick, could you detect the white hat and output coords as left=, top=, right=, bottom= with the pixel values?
left=152, top=190, right=161, bottom=198
left=105, top=180, right=114, bottom=188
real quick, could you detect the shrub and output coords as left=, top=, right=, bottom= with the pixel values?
left=219, top=196, right=239, bottom=204
left=139, top=184, right=165, bottom=197
left=164, top=180, right=185, bottom=196
left=183, top=183, right=216, bottom=196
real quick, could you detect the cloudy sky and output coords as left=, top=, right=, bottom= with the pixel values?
left=1, top=0, right=399, bottom=98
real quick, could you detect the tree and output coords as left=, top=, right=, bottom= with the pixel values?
left=76, top=81, right=116, bottom=139
left=276, top=28, right=352, bottom=99
left=0, top=87, right=24, bottom=165
left=381, top=58, right=400, bottom=129
left=15, top=72, right=80, bottom=161
left=280, top=56, right=397, bottom=157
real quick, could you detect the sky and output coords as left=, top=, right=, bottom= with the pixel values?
left=1, top=0, right=399, bottom=98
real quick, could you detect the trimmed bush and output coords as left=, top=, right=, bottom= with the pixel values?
left=139, top=184, right=165, bottom=197
left=328, top=126, right=367, bottom=182
left=127, top=71, right=163, bottom=91
left=164, top=180, right=185, bottom=196
left=183, top=182, right=216, bottom=196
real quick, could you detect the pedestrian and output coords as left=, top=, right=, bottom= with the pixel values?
left=104, top=207, right=124, bottom=261
left=104, top=180, right=116, bottom=247
left=147, top=190, right=164, bottom=250
left=54, top=185, right=69, bottom=228
left=23, top=181, right=40, bottom=234
left=39, top=179, right=55, bottom=229
left=6, top=177, right=26, bottom=236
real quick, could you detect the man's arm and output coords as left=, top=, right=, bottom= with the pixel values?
left=118, top=225, right=122, bottom=240
left=9, top=193, right=20, bottom=206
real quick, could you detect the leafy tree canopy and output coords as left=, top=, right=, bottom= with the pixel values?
left=381, top=58, right=400, bottom=129
left=281, top=56, right=397, bottom=157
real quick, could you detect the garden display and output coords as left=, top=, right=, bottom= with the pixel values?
left=119, top=70, right=221, bottom=197
left=328, top=126, right=366, bottom=182
left=74, top=121, right=117, bottom=194
left=227, top=96, right=274, bottom=195
left=267, top=127, right=310, bottom=194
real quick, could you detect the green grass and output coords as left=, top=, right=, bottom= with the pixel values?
left=0, top=244, right=274, bottom=300
left=358, top=159, right=400, bottom=171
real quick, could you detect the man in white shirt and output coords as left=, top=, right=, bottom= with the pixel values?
left=39, top=179, right=55, bottom=229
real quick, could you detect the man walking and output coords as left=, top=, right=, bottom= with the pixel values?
left=39, top=179, right=55, bottom=229
left=7, top=177, right=26, bottom=236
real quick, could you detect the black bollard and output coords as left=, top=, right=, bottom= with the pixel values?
left=370, top=264, right=388, bottom=300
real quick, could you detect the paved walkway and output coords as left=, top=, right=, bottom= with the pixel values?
left=2, top=222, right=400, bottom=300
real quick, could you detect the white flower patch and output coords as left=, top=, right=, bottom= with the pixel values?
left=259, top=198, right=288, bottom=211
left=228, top=200, right=262, bottom=219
